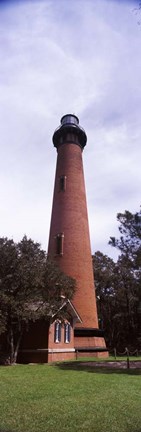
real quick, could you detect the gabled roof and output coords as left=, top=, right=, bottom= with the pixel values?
left=52, top=298, right=82, bottom=323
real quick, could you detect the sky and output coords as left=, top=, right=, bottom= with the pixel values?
left=0, top=0, right=141, bottom=260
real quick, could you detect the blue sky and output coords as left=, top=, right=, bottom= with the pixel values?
left=0, top=0, right=140, bottom=260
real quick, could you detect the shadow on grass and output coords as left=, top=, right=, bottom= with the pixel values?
left=55, top=360, right=141, bottom=375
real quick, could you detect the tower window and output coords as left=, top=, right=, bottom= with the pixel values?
left=56, top=233, right=64, bottom=255
left=64, top=323, right=71, bottom=343
left=54, top=321, right=61, bottom=343
left=59, top=175, right=67, bottom=191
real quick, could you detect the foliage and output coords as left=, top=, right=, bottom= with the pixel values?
left=110, top=208, right=141, bottom=349
left=94, top=208, right=141, bottom=351
left=109, top=209, right=141, bottom=269
left=92, top=252, right=117, bottom=346
left=0, top=236, right=76, bottom=364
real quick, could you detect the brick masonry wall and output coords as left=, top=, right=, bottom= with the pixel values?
left=48, top=352, right=75, bottom=362
left=48, top=321, right=74, bottom=350
left=48, top=143, right=98, bottom=328
left=74, top=336, right=106, bottom=349
left=48, top=322, right=76, bottom=362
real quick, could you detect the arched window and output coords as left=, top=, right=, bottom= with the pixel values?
left=64, top=323, right=71, bottom=343
left=54, top=321, right=61, bottom=343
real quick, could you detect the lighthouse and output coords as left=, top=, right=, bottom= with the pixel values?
left=48, top=114, right=107, bottom=359
left=18, top=114, right=107, bottom=363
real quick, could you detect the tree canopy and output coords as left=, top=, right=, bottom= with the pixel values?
left=109, top=209, right=141, bottom=267
left=93, top=207, right=141, bottom=352
left=0, top=236, right=76, bottom=364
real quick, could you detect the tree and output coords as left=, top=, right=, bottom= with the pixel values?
left=0, top=236, right=76, bottom=364
left=109, top=209, right=141, bottom=263
left=111, top=255, right=139, bottom=350
left=93, top=208, right=141, bottom=350
left=93, top=252, right=117, bottom=348
left=109, top=208, right=141, bottom=350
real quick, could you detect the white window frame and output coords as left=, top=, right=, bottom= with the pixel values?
left=55, top=321, right=61, bottom=343
left=64, top=323, right=71, bottom=343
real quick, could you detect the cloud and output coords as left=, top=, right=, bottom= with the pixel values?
left=0, top=0, right=140, bottom=260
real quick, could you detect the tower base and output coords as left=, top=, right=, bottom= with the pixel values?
left=74, top=327, right=108, bottom=358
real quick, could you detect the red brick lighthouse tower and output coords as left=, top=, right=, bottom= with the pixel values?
left=48, top=114, right=107, bottom=358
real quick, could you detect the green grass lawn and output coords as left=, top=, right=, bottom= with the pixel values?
left=0, top=360, right=141, bottom=432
